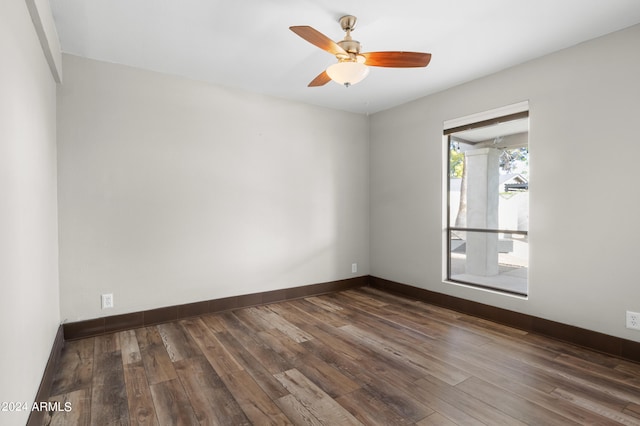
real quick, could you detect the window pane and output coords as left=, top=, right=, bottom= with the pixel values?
left=449, top=230, right=528, bottom=296
left=450, top=139, right=528, bottom=232
left=498, top=147, right=529, bottom=232
left=447, top=114, right=528, bottom=296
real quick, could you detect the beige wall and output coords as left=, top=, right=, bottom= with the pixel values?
left=57, top=55, right=370, bottom=321
left=370, top=24, right=640, bottom=341
left=0, top=1, right=60, bottom=425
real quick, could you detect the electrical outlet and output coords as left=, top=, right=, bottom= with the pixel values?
left=351, top=263, right=358, bottom=273
left=626, top=311, right=640, bottom=330
left=101, top=293, right=114, bottom=309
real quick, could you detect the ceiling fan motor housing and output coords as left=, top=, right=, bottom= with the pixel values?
left=337, top=39, right=361, bottom=55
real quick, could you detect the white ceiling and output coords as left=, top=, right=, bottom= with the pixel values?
left=50, top=0, right=640, bottom=114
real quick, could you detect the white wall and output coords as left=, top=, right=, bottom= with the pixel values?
left=57, top=55, right=370, bottom=321
left=370, top=24, right=640, bottom=341
left=0, top=1, right=60, bottom=425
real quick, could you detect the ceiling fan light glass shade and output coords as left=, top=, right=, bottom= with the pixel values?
left=326, top=62, right=369, bottom=86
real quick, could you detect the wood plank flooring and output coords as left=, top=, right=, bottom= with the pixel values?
left=43, top=287, right=640, bottom=425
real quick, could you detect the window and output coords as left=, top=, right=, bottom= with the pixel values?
left=445, top=109, right=529, bottom=296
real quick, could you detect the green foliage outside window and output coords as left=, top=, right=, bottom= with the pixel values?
left=449, top=147, right=464, bottom=178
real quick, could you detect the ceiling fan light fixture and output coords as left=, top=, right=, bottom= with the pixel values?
left=326, top=61, right=369, bottom=87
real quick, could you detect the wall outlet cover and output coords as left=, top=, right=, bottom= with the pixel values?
left=626, top=311, right=640, bottom=330
left=101, top=293, right=114, bottom=309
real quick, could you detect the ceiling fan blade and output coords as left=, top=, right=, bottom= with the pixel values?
left=361, top=51, right=432, bottom=68
left=308, top=70, right=331, bottom=87
left=290, top=26, right=347, bottom=56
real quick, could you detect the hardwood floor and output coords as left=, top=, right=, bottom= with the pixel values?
left=44, top=287, right=640, bottom=425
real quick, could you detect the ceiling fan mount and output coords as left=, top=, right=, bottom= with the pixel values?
left=336, top=15, right=362, bottom=60
left=338, top=15, right=358, bottom=33
left=290, top=15, right=431, bottom=87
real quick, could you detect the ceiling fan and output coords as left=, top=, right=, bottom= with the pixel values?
left=290, top=15, right=431, bottom=88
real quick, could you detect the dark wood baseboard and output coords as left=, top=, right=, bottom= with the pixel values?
left=62, top=275, right=640, bottom=363
left=63, top=276, right=369, bottom=340
left=370, top=276, right=640, bottom=364
left=26, top=324, right=65, bottom=426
